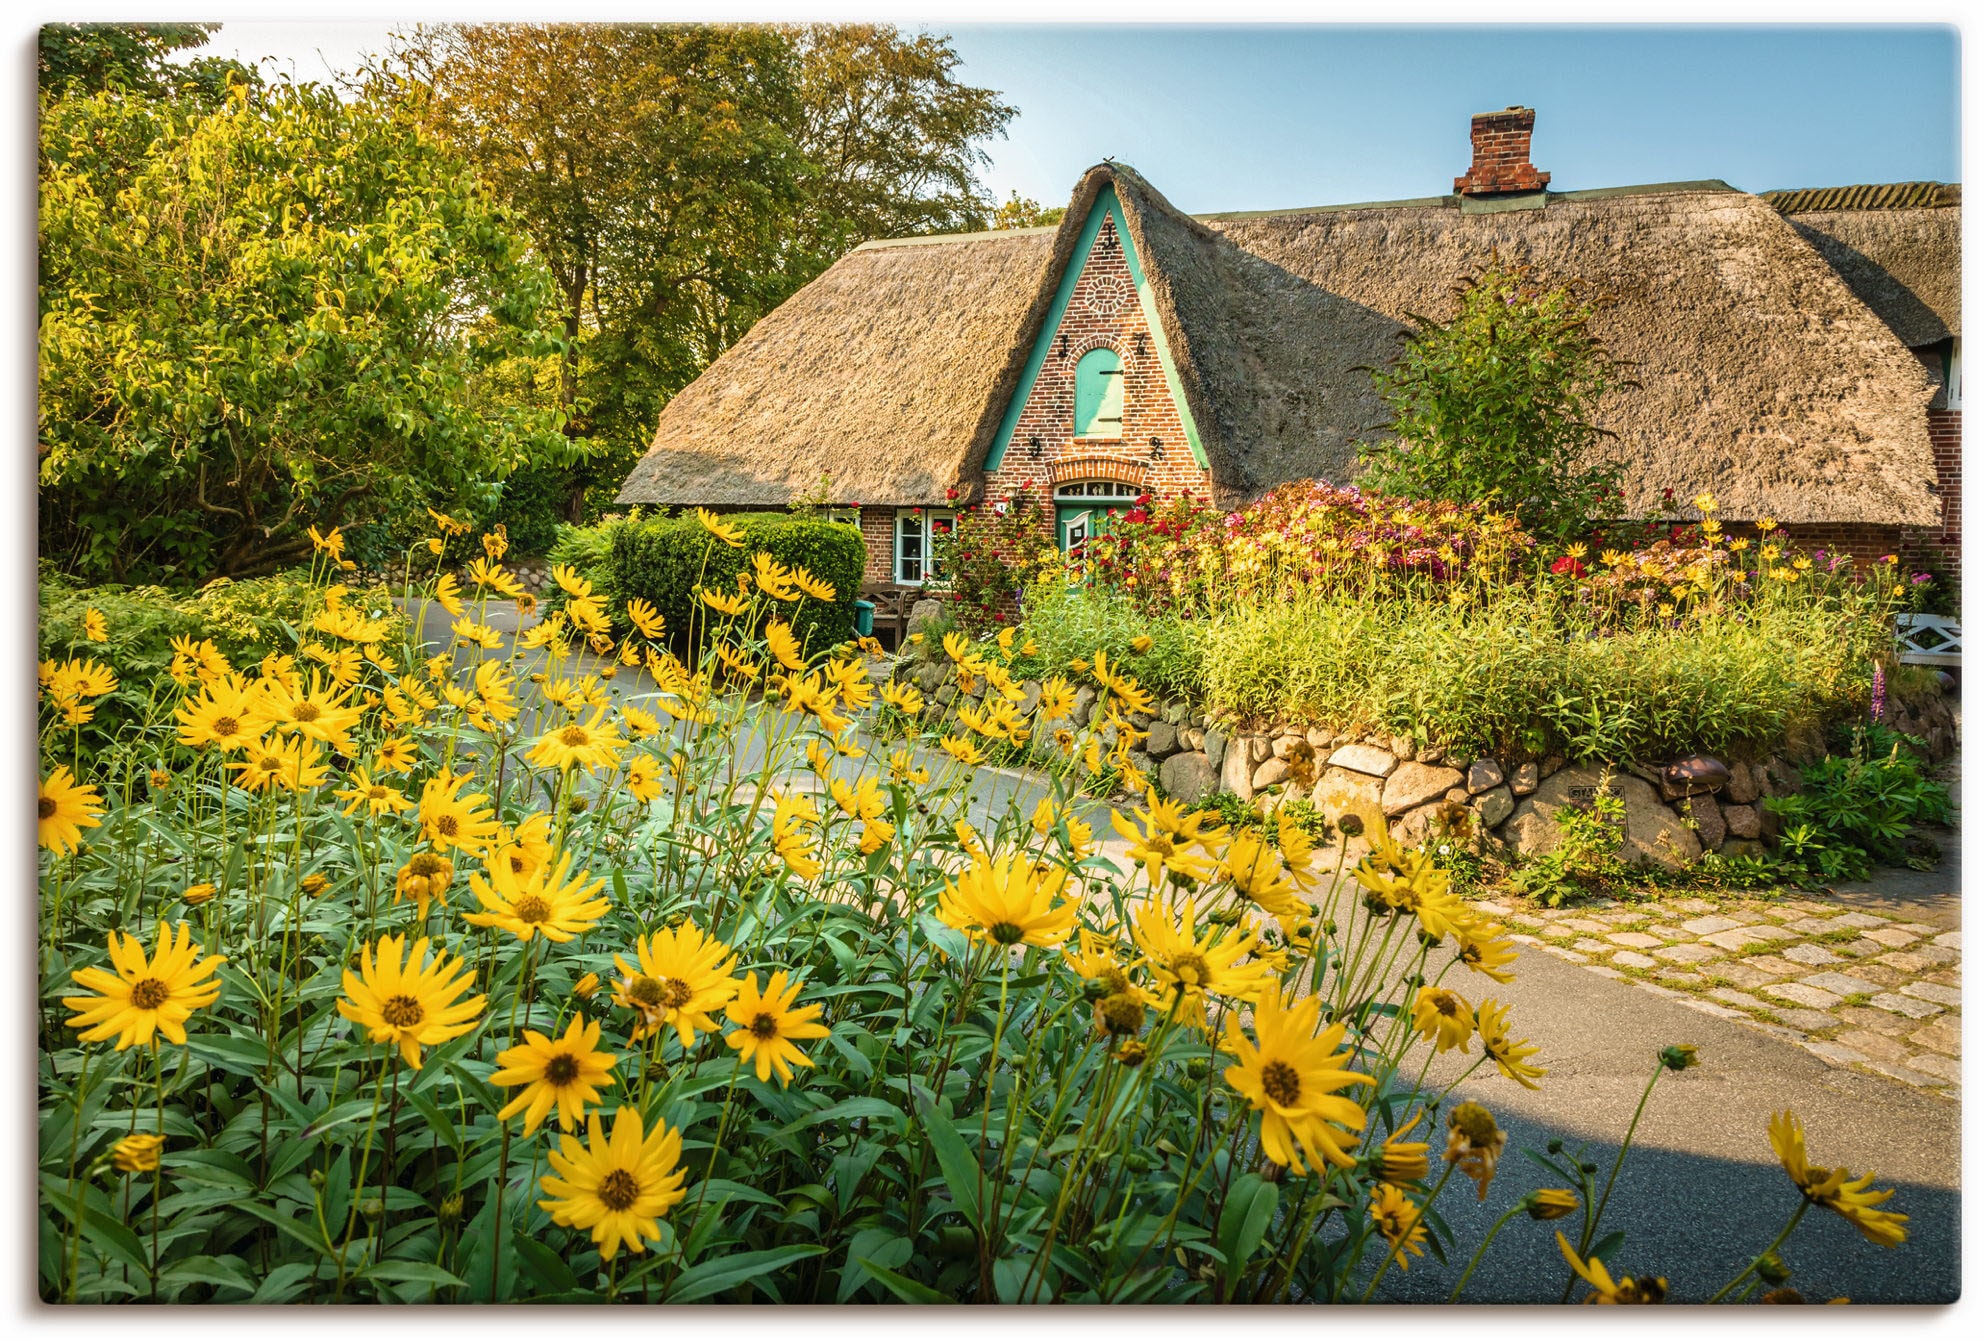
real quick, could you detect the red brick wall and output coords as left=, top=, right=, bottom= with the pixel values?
left=981, top=208, right=1216, bottom=541
left=1900, top=408, right=1961, bottom=578
left=1454, top=107, right=1550, bottom=196
left=1774, top=522, right=1907, bottom=570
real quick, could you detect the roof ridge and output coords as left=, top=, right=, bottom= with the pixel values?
left=1760, top=182, right=1961, bottom=213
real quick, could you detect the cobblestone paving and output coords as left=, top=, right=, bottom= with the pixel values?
left=1468, top=893, right=1962, bottom=1099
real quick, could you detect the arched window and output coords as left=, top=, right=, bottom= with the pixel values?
left=1073, top=347, right=1124, bottom=438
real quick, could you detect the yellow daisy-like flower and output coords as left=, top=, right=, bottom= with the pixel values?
left=938, top=734, right=983, bottom=766
left=770, top=791, right=822, bottom=881
left=467, top=555, right=526, bottom=599
left=613, top=921, right=741, bottom=1047
left=878, top=680, right=924, bottom=716
left=395, top=851, right=455, bottom=919
left=1110, top=790, right=1223, bottom=888
left=463, top=852, right=611, bottom=944
left=1557, top=1232, right=1667, bottom=1304
left=335, top=934, right=486, bottom=1069
left=39, top=765, right=104, bottom=855
left=699, top=587, right=747, bottom=617
left=789, top=565, right=836, bottom=602
left=625, top=754, right=663, bottom=804
left=112, top=1133, right=165, bottom=1173
left=1528, top=1189, right=1579, bottom=1221
left=491, top=1013, right=619, bottom=1137
left=938, top=852, right=1078, bottom=949
left=1410, top=985, right=1474, bottom=1053
left=63, top=922, right=224, bottom=1050
left=434, top=571, right=465, bottom=617
left=1380, top=1111, right=1431, bottom=1183
left=335, top=767, right=413, bottom=818
left=526, top=709, right=626, bottom=773
left=620, top=704, right=661, bottom=741
left=1475, top=998, right=1547, bottom=1089
left=375, top=735, right=418, bottom=774
left=625, top=598, right=666, bottom=640
left=752, top=552, right=799, bottom=601
left=174, top=673, right=272, bottom=752
left=1369, top=1184, right=1429, bottom=1269
left=181, top=882, right=218, bottom=907
left=1454, top=918, right=1520, bottom=984
left=82, top=607, right=107, bottom=642
left=888, top=750, right=931, bottom=786
left=227, top=734, right=328, bottom=794
left=1132, top=898, right=1274, bottom=1026
left=538, top=1108, right=689, bottom=1261
left=766, top=619, right=807, bottom=671
left=1222, top=990, right=1372, bottom=1175
left=1444, top=1101, right=1507, bottom=1201
left=1768, top=1110, right=1908, bottom=1247
left=724, top=970, right=831, bottom=1086
left=1034, top=676, right=1076, bottom=722
left=696, top=507, right=745, bottom=547
left=418, top=772, right=501, bottom=855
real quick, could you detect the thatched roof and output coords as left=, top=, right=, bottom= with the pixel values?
left=1761, top=183, right=1960, bottom=348
left=616, top=227, right=1057, bottom=507
left=622, top=164, right=1942, bottom=526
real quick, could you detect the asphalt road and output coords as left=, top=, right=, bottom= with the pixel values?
left=407, top=593, right=1961, bottom=1303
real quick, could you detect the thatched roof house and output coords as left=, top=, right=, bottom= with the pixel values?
left=620, top=108, right=1958, bottom=586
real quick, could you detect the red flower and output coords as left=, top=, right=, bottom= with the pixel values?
left=1549, top=556, right=1586, bottom=578
left=946, top=487, right=959, bottom=500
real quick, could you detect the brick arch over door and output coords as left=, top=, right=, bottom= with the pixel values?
left=1047, top=456, right=1151, bottom=490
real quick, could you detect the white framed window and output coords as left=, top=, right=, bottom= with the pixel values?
left=823, top=506, right=860, bottom=526
left=894, top=509, right=956, bottom=585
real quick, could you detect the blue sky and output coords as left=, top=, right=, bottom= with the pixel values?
left=180, top=22, right=1958, bottom=212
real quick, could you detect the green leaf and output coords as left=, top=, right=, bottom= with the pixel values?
left=916, top=1096, right=985, bottom=1232
left=665, top=1244, right=825, bottom=1304
left=1216, top=1172, right=1279, bottom=1296
left=856, top=1257, right=951, bottom=1304
left=364, top=1260, right=470, bottom=1297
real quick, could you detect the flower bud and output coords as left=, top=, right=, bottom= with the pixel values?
left=1546, top=1138, right=1564, bottom=1155
left=1659, top=1044, right=1699, bottom=1071
left=1525, top=1189, right=1579, bottom=1221
left=360, top=1197, right=384, bottom=1221
left=1336, top=814, right=1365, bottom=837
left=300, top=873, right=330, bottom=897
left=1756, top=1250, right=1792, bottom=1286
left=308, top=1169, right=328, bottom=1190
left=438, top=1193, right=464, bottom=1225
left=1099, top=993, right=1145, bottom=1037
left=1184, top=1057, right=1210, bottom=1080
left=1081, top=975, right=1113, bottom=1004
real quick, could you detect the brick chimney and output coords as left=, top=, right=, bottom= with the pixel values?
left=1454, top=106, right=1551, bottom=196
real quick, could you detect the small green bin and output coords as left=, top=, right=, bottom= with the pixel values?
left=852, top=599, right=875, bottom=637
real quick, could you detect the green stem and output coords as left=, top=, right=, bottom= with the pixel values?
left=1706, top=1201, right=1810, bottom=1303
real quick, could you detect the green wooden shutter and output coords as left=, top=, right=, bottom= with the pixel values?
left=1073, top=348, right=1124, bottom=438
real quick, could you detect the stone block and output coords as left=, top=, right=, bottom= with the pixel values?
left=1741, top=954, right=1812, bottom=978
left=1684, top=796, right=1727, bottom=850
left=1144, top=720, right=1179, bottom=759
left=1248, top=736, right=1272, bottom=765
left=1831, top=1030, right=1914, bottom=1065
left=1830, top=912, right=1890, bottom=929
left=1252, top=758, right=1290, bottom=792
left=1509, top=761, right=1539, bottom=796
left=1837, top=1006, right=1917, bottom=1036
left=1607, top=931, right=1664, bottom=949
left=1900, top=981, right=1963, bottom=1007
left=1703, top=928, right=1783, bottom=952
left=1905, top=1053, right=1962, bottom=1083
left=1502, top=765, right=1701, bottom=869
left=1666, top=898, right=1717, bottom=913
left=1647, top=924, right=1692, bottom=941
left=1770, top=982, right=1843, bottom=1009
left=1158, top=752, right=1217, bottom=806
left=1783, top=917, right=1839, bottom=935
left=1861, top=926, right=1922, bottom=948
left=1780, top=943, right=1842, bottom=967
left=1573, top=938, right=1612, bottom=954
left=1306, top=727, right=1335, bottom=749
left=1722, top=803, right=1762, bottom=840
left=1558, top=918, right=1610, bottom=933
left=1473, top=785, right=1514, bottom=829
left=1715, top=962, right=1782, bottom=990
left=1833, top=938, right=1886, bottom=959
left=1908, top=1018, right=1960, bottom=1054
left=1465, top=759, right=1505, bottom=794
left=1326, top=743, right=1396, bottom=777
left=1382, top=762, right=1464, bottom=816
left=1311, top=766, right=1383, bottom=838
left=1868, top=992, right=1941, bottom=1020
left=1683, top=915, right=1745, bottom=935
left=1803, top=1041, right=1868, bottom=1067
left=1710, top=987, right=1770, bottom=1012
left=1725, top=760, right=1763, bottom=805
left=1680, top=998, right=1747, bottom=1020
left=1613, top=950, right=1659, bottom=969
left=1652, top=943, right=1719, bottom=964
left=1770, top=1007, right=1839, bottom=1032
left=1799, top=972, right=1884, bottom=997
left=1221, top=740, right=1256, bottom=802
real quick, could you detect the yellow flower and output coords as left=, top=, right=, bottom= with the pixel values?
left=1768, top=1111, right=1908, bottom=1247
left=612, top=922, right=740, bottom=1047
left=537, top=1108, right=688, bottom=1261
left=301, top=873, right=330, bottom=898
left=336, top=933, right=486, bottom=1069
left=434, top=571, right=465, bottom=617
left=38, top=765, right=104, bottom=855
left=1110, top=789, right=1223, bottom=887
left=789, top=565, right=837, bottom=602
left=1352, top=837, right=1467, bottom=940
left=573, top=973, right=600, bottom=1000
left=1454, top=919, right=1520, bottom=983
left=482, top=526, right=509, bottom=561
left=1368, top=1184, right=1429, bottom=1269
left=770, top=791, right=822, bottom=881
left=888, top=750, right=930, bottom=786
left=375, top=735, right=418, bottom=774
left=879, top=680, right=924, bottom=716
left=1692, top=491, right=1717, bottom=514
left=1132, top=898, right=1273, bottom=1026
left=625, top=755, right=663, bottom=804
left=939, top=852, right=1077, bottom=948
left=174, top=674, right=272, bottom=752
left=1527, top=1189, right=1579, bottom=1220
left=1558, top=1232, right=1667, bottom=1304
left=451, top=617, right=505, bottom=651
left=1130, top=635, right=1153, bottom=653
left=526, top=710, right=625, bottom=773
left=1034, top=676, right=1076, bottom=721
left=63, top=922, right=224, bottom=1050
left=1222, top=991, right=1372, bottom=1174
left=1380, top=1111, right=1431, bottom=1183
left=620, top=704, right=661, bottom=741
left=112, top=1133, right=166, bottom=1174
left=467, top=556, right=526, bottom=598
left=1411, top=985, right=1474, bottom=1053
left=939, top=734, right=983, bottom=765
left=696, top=507, right=745, bottom=547
left=464, top=852, right=611, bottom=944
left=261, top=672, right=364, bottom=751
left=227, top=734, right=328, bottom=794
left=181, top=882, right=218, bottom=907
left=699, top=587, right=747, bottom=617
left=308, top=524, right=345, bottom=559
left=766, top=619, right=806, bottom=671
left=418, top=772, right=500, bottom=855
left=724, top=970, right=830, bottom=1085
left=625, top=598, right=666, bottom=640
left=753, top=552, right=799, bottom=601
left=394, top=851, right=455, bottom=919
left=428, top=506, right=471, bottom=536
left=492, top=1013, right=618, bottom=1137
left=1475, top=998, right=1547, bottom=1089
left=335, top=767, right=413, bottom=818
left=82, top=607, right=107, bottom=642
left=1444, top=1101, right=1507, bottom=1201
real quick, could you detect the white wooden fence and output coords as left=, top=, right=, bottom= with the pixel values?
left=1895, top=613, right=1962, bottom=667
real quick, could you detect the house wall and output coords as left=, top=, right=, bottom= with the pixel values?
left=1900, top=407, right=1962, bottom=579
left=981, top=209, right=1214, bottom=544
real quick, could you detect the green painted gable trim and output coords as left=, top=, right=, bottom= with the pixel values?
left=985, top=186, right=1208, bottom=473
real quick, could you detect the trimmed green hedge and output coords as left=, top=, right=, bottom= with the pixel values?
left=609, top=512, right=866, bottom=654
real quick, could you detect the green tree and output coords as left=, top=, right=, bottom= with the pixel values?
left=1357, top=257, right=1628, bottom=545
left=991, top=192, right=1065, bottom=230
left=390, top=23, right=1015, bottom=542
left=38, top=80, right=574, bottom=582
left=39, top=22, right=259, bottom=104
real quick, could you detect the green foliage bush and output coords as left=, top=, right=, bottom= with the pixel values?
left=1767, top=727, right=1953, bottom=881
left=1009, top=582, right=1199, bottom=703
left=610, top=512, right=865, bottom=653
left=38, top=567, right=404, bottom=745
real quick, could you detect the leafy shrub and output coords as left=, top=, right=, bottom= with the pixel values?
left=928, top=490, right=1060, bottom=633
left=1010, top=581, right=1198, bottom=703
left=611, top=511, right=865, bottom=652
left=1356, top=256, right=1625, bottom=545
left=1509, top=780, right=1631, bottom=907
left=1767, top=730, right=1952, bottom=880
